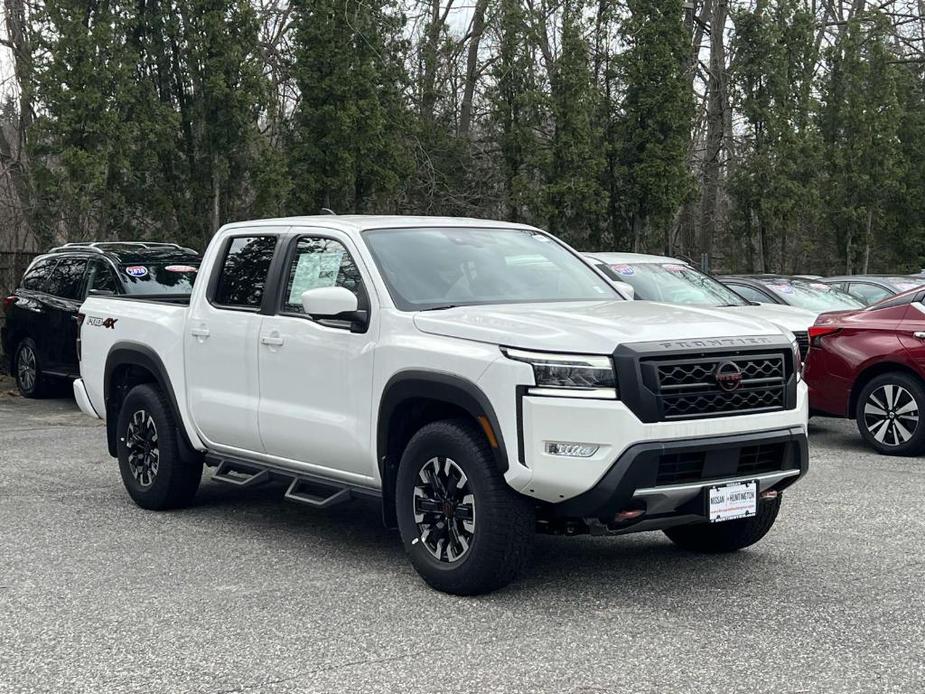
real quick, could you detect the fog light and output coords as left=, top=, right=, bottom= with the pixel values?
left=545, top=442, right=600, bottom=458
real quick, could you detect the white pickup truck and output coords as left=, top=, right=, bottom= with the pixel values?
left=75, top=216, right=809, bottom=595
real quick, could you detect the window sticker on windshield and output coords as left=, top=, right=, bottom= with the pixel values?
left=288, top=250, right=345, bottom=304
left=164, top=265, right=198, bottom=273
left=810, top=282, right=830, bottom=291
left=662, top=264, right=687, bottom=272
left=124, top=266, right=148, bottom=278
left=610, top=264, right=635, bottom=276
left=771, top=283, right=794, bottom=294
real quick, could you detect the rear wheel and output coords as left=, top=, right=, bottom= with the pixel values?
left=14, top=337, right=49, bottom=398
left=116, top=384, right=202, bottom=510
left=663, top=495, right=782, bottom=553
left=855, top=372, right=925, bottom=456
left=396, top=418, right=535, bottom=595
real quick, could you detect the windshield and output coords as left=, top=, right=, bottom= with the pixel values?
left=119, top=261, right=200, bottom=295
left=761, top=279, right=864, bottom=311
left=362, top=228, right=617, bottom=310
left=596, top=261, right=748, bottom=306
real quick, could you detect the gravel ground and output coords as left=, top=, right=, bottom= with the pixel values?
left=1, top=378, right=923, bottom=693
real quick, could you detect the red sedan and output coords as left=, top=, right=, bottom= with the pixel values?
left=804, top=287, right=925, bottom=455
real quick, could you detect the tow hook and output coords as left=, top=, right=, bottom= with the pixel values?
left=760, top=489, right=779, bottom=501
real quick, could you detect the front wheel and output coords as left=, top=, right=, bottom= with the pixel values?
left=663, top=495, right=782, bottom=553
left=855, top=372, right=925, bottom=456
left=116, top=384, right=202, bottom=510
left=14, top=337, right=49, bottom=398
left=396, top=418, right=535, bottom=595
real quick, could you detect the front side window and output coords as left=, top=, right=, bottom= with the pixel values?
left=847, top=283, right=891, bottom=306
left=213, top=236, right=277, bottom=308
left=87, top=260, right=119, bottom=295
left=597, top=262, right=748, bottom=306
left=45, top=257, right=88, bottom=299
left=363, top=227, right=616, bottom=311
left=283, top=237, right=366, bottom=313
left=21, top=258, right=58, bottom=291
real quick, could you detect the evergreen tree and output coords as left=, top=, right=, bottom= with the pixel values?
left=614, top=0, right=693, bottom=252
left=287, top=0, right=411, bottom=214
left=545, top=1, right=606, bottom=248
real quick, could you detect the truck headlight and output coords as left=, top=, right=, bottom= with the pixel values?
left=501, top=347, right=617, bottom=399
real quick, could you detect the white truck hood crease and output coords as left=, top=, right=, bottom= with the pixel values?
left=413, top=300, right=787, bottom=353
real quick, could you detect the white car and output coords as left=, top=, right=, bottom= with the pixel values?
left=584, top=252, right=818, bottom=359
left=75, top=216, right=808, bottom=595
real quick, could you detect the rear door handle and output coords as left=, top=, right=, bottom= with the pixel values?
left=190, top=327, right=210, bottom=338
left=914, top=332, right=925, bottom=340
left=260, top=334, right=284, bottom=347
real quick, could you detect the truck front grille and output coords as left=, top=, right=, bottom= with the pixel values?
left=649, top=353, right=787, bottom=420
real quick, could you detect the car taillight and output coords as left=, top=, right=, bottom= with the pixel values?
left=76, top=312, right=85, bottom=361
left=808, top=325, right=841, bottom=346
left=2, top=295, right=16, bottom=314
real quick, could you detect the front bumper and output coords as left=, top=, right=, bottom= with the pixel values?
left=550, top=426, right=807, bottom=521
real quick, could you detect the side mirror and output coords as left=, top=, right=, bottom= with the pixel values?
left=611, top=281, right=635, bottom=300
left=301, top=286, right=359, bottom=317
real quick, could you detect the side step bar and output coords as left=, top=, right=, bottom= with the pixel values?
left=205, top=453, right=380, bottom=510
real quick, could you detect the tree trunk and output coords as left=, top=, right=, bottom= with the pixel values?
left=632, top=213, right=644, bottom=252
left=863, top=210, right=872, bottom=274
left=458, top=0, right=489, bottom=137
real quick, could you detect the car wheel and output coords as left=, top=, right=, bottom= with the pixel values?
left=14, top=337, right=49, bottom=398
left=855, top=372, right=925, bottom=456
left=116, top=384, right=202, bottom=510
left=663, top=495, right=782, bottom=553
left=395, top=418, right=535, bottom=595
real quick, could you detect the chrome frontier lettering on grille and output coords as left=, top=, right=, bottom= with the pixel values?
left=655, top=336, right=776, bottom=350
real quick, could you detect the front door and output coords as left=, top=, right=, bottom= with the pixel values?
left=185, top=233, right=279, bottom=453
left=43, top=256, right=89, bottom=375
left=257, top=231, right=378, bottom=481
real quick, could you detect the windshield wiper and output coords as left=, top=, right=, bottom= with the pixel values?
left=421, top=304, right=462, bottom=311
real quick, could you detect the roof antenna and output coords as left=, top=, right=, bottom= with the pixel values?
left=321, top=208, right=336, bottom=215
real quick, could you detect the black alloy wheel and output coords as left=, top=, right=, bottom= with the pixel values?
left=125, top=409, right=160, bottom=488
left=413, top=456, right=476, bottom=563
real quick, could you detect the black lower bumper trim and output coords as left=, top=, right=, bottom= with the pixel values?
left=551, top=426, right=808, bottom=520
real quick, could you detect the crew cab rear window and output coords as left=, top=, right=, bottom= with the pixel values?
left=46, top=257, right=88, bottom=299
left=21, top=258, right=57, bottom=291
left=213, top=236, right=276, bottom=308
left=119, top=262, right=199, bottom=295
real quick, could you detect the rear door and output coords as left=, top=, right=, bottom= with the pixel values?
left=185, top=231, right=280, bottom=453
left=256, top=230, right=378, bottom=479
left=43, top=256, right=89, bottom=375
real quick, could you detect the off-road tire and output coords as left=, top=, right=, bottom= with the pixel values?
left=663, top=495, right=782, bottom=553
left=14, top=337, right=49, bottom=398
left=116, top=384, right=202, bottom=510
left=396, top=418, right=535, bottom=595
left=855, top=371, right=925, bottom=456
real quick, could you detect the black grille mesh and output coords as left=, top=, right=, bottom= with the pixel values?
left=655, top=442, right=788, bottom=486
left=648, top=353, right=788, bottom=420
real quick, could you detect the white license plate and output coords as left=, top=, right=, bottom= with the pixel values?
left=707, top=481, right=757, bottom=523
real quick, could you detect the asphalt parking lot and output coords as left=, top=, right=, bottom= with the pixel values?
left=1, top=379, right=923, bottom=694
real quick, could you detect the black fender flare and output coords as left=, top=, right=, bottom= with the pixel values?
left=376, top=370, right=510, bottom=528
left=103, top=342, right=197, bottom=460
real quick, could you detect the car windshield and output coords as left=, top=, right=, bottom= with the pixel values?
left=362, top=227, right=618, bottom=310
left=118, top=261, right=200, bottom=295
left=596, top=261, right=749, bottom=306
left=761, top=279, right=864, bottom=311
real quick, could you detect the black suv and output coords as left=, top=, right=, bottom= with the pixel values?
left=2, top=242, right=200, bottom=397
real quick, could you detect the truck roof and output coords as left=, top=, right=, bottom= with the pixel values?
left=220, top=215, right=540, bottom=235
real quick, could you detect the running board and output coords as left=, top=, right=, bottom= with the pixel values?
left=211, top=459, right=271, bottom=488
left=284, top=478, right=352, bottom=509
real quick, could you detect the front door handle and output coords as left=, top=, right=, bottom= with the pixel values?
left=260, top=334, right=284, bottom=347
left=914, top=332, right=925, bottom=340
left=190, top=326, right=210, bottom=339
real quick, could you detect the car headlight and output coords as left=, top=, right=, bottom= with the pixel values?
left=501, top=347, right=617, bottom=399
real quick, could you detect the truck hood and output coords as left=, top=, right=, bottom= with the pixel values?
left=413, top=301, right=788, bottom=353
left=719, top=303, right=817, bottom=334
